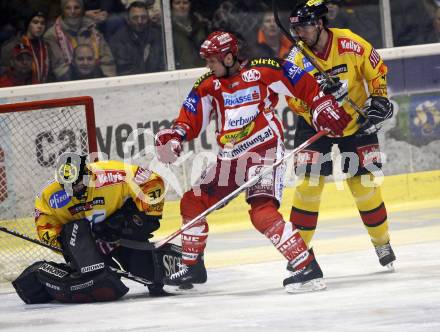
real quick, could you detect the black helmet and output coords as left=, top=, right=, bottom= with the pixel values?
left=55, top=152, right=88, bottom=198
left=289, top=0, right=328, bottom=27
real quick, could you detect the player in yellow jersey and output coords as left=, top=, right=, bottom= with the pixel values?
left=285, top=0, right=395, bottom=271
left=13, top=153, right=181, bottom=304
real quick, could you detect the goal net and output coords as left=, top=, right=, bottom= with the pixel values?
left=0, top=97, right=97, bottom=285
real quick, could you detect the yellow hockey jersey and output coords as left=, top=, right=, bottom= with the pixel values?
left=286, top=28, right=389, bottom=136
left=35, top=160, right=165, bottom=248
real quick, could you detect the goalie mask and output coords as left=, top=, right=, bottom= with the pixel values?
left=55, top=152, right=89, bottom=199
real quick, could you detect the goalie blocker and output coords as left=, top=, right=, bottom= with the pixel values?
left=12, top=219, right=183, bottom=304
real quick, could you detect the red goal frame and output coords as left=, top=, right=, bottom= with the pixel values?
left=0, top=96, right=98, bottom=153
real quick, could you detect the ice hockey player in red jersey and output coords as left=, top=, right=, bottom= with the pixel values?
left=155, top=31, right=351, bottom=293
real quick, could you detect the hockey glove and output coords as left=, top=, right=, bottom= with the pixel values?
left=318, top=76, right=348, bottom=105
left=358, top=96, right=393, bottom=135
left=155, top=126, right=186, bottom=163
left=311, top=93, right=352, bottom=137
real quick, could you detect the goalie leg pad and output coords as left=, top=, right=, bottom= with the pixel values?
left=152, top=243, right=183, bottom=282
left=36, top=262, right=128, bottom=303
left=60, top=219, right=106, bottom=275
left=12, top=261, right=53, bottom=304
left=112, top=244, right=182, bottom=295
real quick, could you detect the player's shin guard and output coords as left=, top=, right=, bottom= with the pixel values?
left=249, top=199, right=325, bottom=293
left=347, top=175, right=395, bottom=269
left=290, top=175, right=324, bottom=246
left=264, top=221, right=326, bottom=293
left=181, top=218, right=209, bottom=265
left=163, top=219, right=208, bottom=287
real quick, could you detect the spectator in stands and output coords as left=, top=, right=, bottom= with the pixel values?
left=44, top=0, right=116, bottom=81
left=171, top=0, right=208, bottom=69
left=3, top=1, right=59, bottom=31
left=148, top=0, right=163, bottom=26
left=211, top=1, right=265, bottom=43
left=326, top=0, right=352, bottom=29
left=110, top=1, right=164, bottom=75
left=1, top=11, right=50, bottom=83
left=83, top=0, right=127, bottom=38
left=119, top=0, right=159, bottom=25
left=391, top=0, right=433, bottom=46
left=0, top=43, right=33, bottom=88
left=428, top=6, right=440, bottom=43
left=0, top=3, right=17, bottom=49
left=424, top=0, right=440, bottom=18
left=256, top=11, right=292, bottom=59
left=62, top=44, right=104, bottom=80
left=331, top=2, right=383, bottom=48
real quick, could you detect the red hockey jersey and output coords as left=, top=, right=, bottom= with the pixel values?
left=174, top=57, right=320, bottom=159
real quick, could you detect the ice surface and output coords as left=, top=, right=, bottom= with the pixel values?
left=1, top=207, right=439, bottom=332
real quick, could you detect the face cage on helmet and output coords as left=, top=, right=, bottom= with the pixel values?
left=290, top=18, right=320, bottom=38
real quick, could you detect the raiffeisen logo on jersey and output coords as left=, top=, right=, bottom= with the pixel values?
left=49, top=190, right=71, bottom=208
left=223, top=86, right=260, bottom=107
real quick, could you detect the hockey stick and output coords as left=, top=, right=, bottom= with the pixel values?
left=272, top=0, right=366, bottom=118
left=153, top=129, right=329, bottom=249
left=0, top=226, right=154, bottom=286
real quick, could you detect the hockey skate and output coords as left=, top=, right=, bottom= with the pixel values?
left=164, top=254, right=207, bottom=289
left=283, top=252, right=326, bottom=294
left=374, top=242, right=396, bottom=271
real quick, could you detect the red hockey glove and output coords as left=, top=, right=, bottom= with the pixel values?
left=155, top=127, right=185, bottom=163
left=311, top=94, right=352, bottom=137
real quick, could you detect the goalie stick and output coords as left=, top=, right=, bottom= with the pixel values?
left=271, top=0, right=367, bottom=119
left=0, top=226, right=154, bottom=286
left=153, top=129, right=329, bottom=249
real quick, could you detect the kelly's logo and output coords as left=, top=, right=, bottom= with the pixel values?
left=338, top=38, right=364, bottom=56
left=94, top=170, right=125, bottom=187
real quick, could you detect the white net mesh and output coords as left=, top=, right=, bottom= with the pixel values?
left=0, top=98, right=95, bottom=284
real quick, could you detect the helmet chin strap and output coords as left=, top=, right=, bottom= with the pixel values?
left=309, top=24, right=323, bottom=49
left=221, top=56, right=237, bottom=77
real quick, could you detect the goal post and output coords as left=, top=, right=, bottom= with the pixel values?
left=0, top=96, right=97, bottom=284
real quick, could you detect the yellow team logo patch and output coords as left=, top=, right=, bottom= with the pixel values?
left=57, top=163, right=78, bottom=184
left=307, top=0, right=324, bottom=6
left=220, top=121, right=255, bottom=145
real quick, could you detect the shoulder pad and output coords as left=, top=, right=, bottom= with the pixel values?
left=36, top=180, right=59, bottom=199
left=249, top=57, right=282, bottom=69
left=193, top=71, right=214, bottom=88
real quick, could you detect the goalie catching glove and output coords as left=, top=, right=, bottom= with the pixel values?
left=92, top=199, right=160, bottom=244
left=311, top=93, right=352, bottom=137
left=358, top=96, right=394, bottom=135
left=155, top=125, right=187, bottom=163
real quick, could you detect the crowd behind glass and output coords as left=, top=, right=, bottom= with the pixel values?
left=0, top=0, right=439, bottom=88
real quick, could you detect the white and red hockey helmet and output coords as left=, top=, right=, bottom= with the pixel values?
left=199, top=31, right=239, bottom=61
